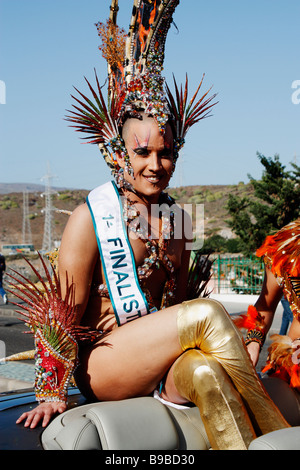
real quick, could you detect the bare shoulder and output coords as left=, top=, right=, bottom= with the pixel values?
left=60, top=203, right=97, bottom=257
left=64, top=204, right=94, bottom=237
left=59, top=203, right=99, bottom=311
left=69, top=203, right=93, bottom=225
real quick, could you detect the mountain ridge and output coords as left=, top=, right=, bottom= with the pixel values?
left=0, top=182, right=76, bottom=194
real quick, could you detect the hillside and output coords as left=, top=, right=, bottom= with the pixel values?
left=168, top=183, right=253, bottom=239
left=0, top=188, right=89, bottom=250
left=0, top=182, right=253, bottom=252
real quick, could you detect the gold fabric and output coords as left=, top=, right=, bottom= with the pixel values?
left=173, top=350, right=256, bottom=450
left=175, top=298, right=289, bottom=449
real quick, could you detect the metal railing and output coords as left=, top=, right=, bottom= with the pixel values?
left=211, top=256, right=265, bottom=294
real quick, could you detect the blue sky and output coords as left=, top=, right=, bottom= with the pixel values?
left=1, top=0, right=299, bottom=190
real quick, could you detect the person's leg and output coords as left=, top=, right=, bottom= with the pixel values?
left=0, top=284, right=7, bottom=303
left=172, top=349, right=256, bottom=450
left=279, top=315, right=289, bottom=335
left=76, top=297, right=288, bottom=450
left=280, top=299, right=293, bottom=335
left=75, top=304, right=183, bottom=401
left=174, top=298, right=289, bottom=435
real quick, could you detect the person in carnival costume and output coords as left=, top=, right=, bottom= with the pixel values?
left=12, top=0, right=289, bottom=450
left=239, top=220, right=300, bottom=395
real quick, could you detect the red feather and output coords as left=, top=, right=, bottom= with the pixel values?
left=233, top=305, right=265, bottom=332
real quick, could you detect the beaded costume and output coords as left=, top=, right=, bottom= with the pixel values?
left=65, top=0, right=217, bottom=324
left=8, top=2, right=291, bottom=449
left=235, top=219, right=300, bottom=390
left=7, top=0, right=216, bottom=405
left=7, top=255, right=100, bottom=403
left=256, top=219, right=300, bottom=322
left=256, top=219, right=300, bottom=389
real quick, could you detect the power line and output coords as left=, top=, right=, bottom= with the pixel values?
left=293, top=152, right=298, bottom=165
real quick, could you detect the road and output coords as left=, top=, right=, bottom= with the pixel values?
left=0, top=301, right=35, bottom=392
left=0, top=302, right=34, bottom=359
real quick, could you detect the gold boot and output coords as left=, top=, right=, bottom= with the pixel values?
left=176, top=299, right=289, bottom=437
left=173, top=349, right=256, bottom=450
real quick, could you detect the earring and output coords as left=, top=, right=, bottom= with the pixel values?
left=124, top=151, right=135, bottom=179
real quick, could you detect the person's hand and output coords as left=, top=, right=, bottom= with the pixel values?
left=16, top=401, right=67, bottom=428
left=246, top=341, right=261, bottom=367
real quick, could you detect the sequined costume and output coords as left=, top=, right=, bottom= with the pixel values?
left=255, top=219, right=300, bottom=388
left=256, top=219, right=300, bottom=322
left=8, top=1, right=290, bottom=449
left=8, top=0, right=214, bottom=406
left=7, top=255, right=100, bottom=404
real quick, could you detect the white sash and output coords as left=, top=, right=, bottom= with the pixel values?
left=87, top=181, right=150, bottom=326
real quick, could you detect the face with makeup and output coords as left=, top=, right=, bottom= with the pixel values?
left=118, top=114, right=174, bottom=203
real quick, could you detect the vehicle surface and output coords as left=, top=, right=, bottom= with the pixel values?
left=0, top=387, right=86, bottom=450
left=2, top=380, right=300, bottom=451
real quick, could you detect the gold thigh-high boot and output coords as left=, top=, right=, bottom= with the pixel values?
left=173, top=349, right=256, bottom=450
left=176, top=299, right=289, bottom=438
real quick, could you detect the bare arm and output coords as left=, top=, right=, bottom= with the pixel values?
left=58, top=203, right=99, bottom=322
left=247, top=266, right=283, bottom=365
left=17, top=203, right=99, bottom=428
left=255, top=266, right=283, bottom=330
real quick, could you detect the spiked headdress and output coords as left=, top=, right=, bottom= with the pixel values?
left=66, top=0, right=217, bottom=178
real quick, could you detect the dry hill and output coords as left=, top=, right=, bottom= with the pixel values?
left=0, top=183, right=253, bottom=252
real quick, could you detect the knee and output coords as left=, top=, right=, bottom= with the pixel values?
left=192, top=354, right=229, bottom=395
left=177, top=298, right=232, bottom=351
left=173, top=350, right=227, bottom=402
left=180, top=298, right=228, bottom=324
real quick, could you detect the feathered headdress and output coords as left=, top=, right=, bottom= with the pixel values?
left=66, top=0, right=217, bottom=178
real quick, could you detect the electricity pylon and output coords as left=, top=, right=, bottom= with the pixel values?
left=22, top=190, right=32, bottom=244
left=41, top=163, right=57, bottom=252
